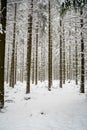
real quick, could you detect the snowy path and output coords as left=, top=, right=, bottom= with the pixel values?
left=0, top=81, right=87, bottom=130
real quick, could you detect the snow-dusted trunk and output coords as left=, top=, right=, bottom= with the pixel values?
left=0, top=0, right=7, bottom=108
left=26, top=0, right=33, bottom=94
left=80, top=8, right=85, bottom=93
left=59, top=18, right=62, bottom=88
left=10, top=3, right=17, bottom=88
left=48, top=1, right=52, bottom=91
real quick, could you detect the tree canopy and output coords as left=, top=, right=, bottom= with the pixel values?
left=60, top=0, right=87, bottom=16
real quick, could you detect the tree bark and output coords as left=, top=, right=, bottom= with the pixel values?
left=35, top=22, right=38, bottom=85
left=80, top=8, right=85, bottom=93
left=26, top=0, right=33, bottom=94
left=62, top=24, right=65, bottom=84
left=10, top=3, right=17, bottom=88
left=59, top=19, right=62, bottom=88
left=32, top=51, right=34, bottom=84
left=0, top=0, right=7, bottom=108
left=6, top=44, right=10, bottom=84
left=48, top=1, right=52, bottom=91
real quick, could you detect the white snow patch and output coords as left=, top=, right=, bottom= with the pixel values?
left=0, top=81, right=87, bottom=130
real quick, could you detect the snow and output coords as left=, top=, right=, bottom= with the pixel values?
left=0, top=81, right=87, bottom=130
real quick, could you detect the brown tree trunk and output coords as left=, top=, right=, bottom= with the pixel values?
left=26, top=0, right=33, bottom=94
left=48, top=1, right=52, bottom=91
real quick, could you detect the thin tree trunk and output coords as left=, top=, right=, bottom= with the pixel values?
left=26, top=0, right=33, bottom=94
left=0, top=0, right=7, bottom=108
left=14, top=41, right=17, bottom=84
left=35, top=22, right=38, bottom=85
left=75, top=44, right=78, bottom=85
left=62, top=24, right=65, bottom=84
left=80, top=8, right=85, bottom=93
left=67, top=60, right=69, bottom=80
left=6, top=44, right=10, bottom=84
left=75, top=10, right=78, bottom=85
left=69, top=45, right=71, bottom=81
left=32, top=51, right=34, bottom=84
left=48, top=1, right=52, bottom=91
left=10, top=3, right=17, bottom=88
left=59, top=18, right=62, bottom=88
left=22, top=40, right=24, bottom=83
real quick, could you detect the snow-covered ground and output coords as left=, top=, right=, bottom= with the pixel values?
left=0, top=81, right=87, bottom=130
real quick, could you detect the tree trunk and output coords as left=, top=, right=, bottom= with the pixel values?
left=26, top=0, right=33, bottom=94
left=75, top=44, right=78, bottom=85
left=48, top=1, right=52, bottom=91
left=22, top=40, right=24, bottom=83
left=62, top=24, right=65, bottom=84
left=0, top=0, right=7, bottom=108
left=32, top=51, right=34, bottom=84
left=14, top=41, right=17, bottom=84
left=10, top=3, right=17, bottom=88
left=35, top=22, right=38, bottom=85
left=80, top=8, right=85, bottom=93
left=59, top=19, right=62, bottom=88
left=6, top=44, right=10, bottom=84
left=69, top=45, right=71, bottom=81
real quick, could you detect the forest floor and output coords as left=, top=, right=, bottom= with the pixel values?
left=0, top=80, right=87, bottom=130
